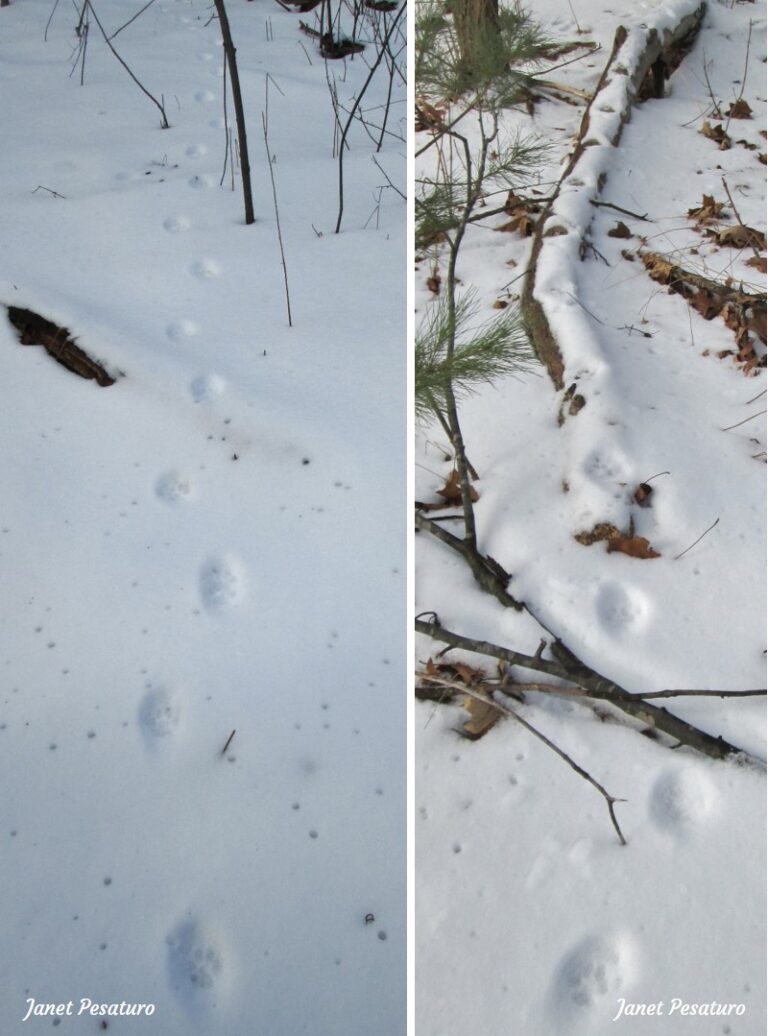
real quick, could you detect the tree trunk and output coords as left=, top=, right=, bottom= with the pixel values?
left=451, top=0, right=503, bottom=79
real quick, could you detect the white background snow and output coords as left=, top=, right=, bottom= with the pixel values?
left=0, top=1, right=406, bottom=1032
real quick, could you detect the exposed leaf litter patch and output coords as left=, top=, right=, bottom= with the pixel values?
left=5, top=305, right=116, bottom=387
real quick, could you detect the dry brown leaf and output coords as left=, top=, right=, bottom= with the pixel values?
left=427, top=273, right=441, bottom=295
left=700, top=121, right=732, bottom=149
left=606, top=534, right=661, bottom=559
left=425, top=658, right=441, bottom=678
left=496, top=210, right=535, bottom=236
left=574, top=522, right=621, bottom=546
left=415, top=97, right=447, bottom=132
left=642, top=253, right=675, bottom=282
left=453, top=661, right=484, bottom=686
left=747, top=309, right=767, bottom=345
left=437, top=469, right=479, bottom=505
left=607, top=220, right=632, bottom=238
left=633, top=483, right=653, bottom=507
left=492, top=299, right=508, bottom=309
left=745, top=255, right=767, bottom=274
left=726, top=98, right=753, bottom=119
left=711, top=224, right=767, bottom=251
left=690, top=289, right=721, bottom=320
left=461, top=694, right=502, bottom=740
left=687, top=193, right=726, bottom=224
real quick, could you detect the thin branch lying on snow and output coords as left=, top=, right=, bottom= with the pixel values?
left=32, top=185, right=66, bottom=199
left=721, top=410, right=766, bottom=432
left=425, top=674, right=628, bottom=846
left=589, top=198, right=651, bottom=222
left=415, top=617, right=766, bottom=764
left=419, top=671, right=766, bottom=703
left=673, top=517, right=719, bottom=559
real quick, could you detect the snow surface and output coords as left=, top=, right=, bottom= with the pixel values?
left=0, top=1, right=405, bottom=1033
left=416, top=0, right=765, bottom=1033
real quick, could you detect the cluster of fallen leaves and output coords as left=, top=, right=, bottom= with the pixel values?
left=575, top=508, right=661, bottom=558
left=686, top=193, right=766, bottom=255
left=415, top=95, right=448, bottom=133
left=417, top=658, right=505, bottom=739
left=641, top=248, right=767, bottom=375
left=700, top=105, right=766, bottom=163
left=495, top=191, right=542, bottom=237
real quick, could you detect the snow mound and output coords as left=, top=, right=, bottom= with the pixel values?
left=649, top=767, right=719, bottom=833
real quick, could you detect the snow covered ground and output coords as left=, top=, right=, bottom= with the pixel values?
left=416, top=1, right=765, bottom=1033
left=0, top=1, right=405, bottom=1033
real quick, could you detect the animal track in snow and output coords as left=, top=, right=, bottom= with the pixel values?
left=594, top=582, right=649, bottom=635
left=167, top=919, right=226, bottom=1008
left=190, top=373, right=227, bottom=402
left=156, top=471, right=195, bottom=505
left=139, top=684, right=181, bottom=738
left=649, top=768, right=719, bottom=833
left=194, top=89, right=215, bottom=103
left=200, top=556, right=246, bottom=610
left=167, top=319, right=200, bottom=339
left=582, top=448, right=632, bottom=491
left=189, top=174, right=215, bottom=191
left=185, top=143, right=208, bottom=158
left=554, top=933, right=635, bottom=1017
left=163, top=215, right=191, bottom=233
left=190, top=258, right=222, bottom=279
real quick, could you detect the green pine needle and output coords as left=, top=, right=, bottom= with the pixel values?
left=415, top=291, right=539, bottom=421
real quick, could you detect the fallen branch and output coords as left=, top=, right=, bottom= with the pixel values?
left=416, top=617, right=764, bottom=763
left=415, top=511, right=523, bottom=611
left=674, top=516, right=720, bottom=560
left=459, top=679, right=627, bottom=845
left=419, top=670, right=627, bottom=843
left=522, top=4, right=707, bottom=386
left=589, top=198, right=651, bottom=222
